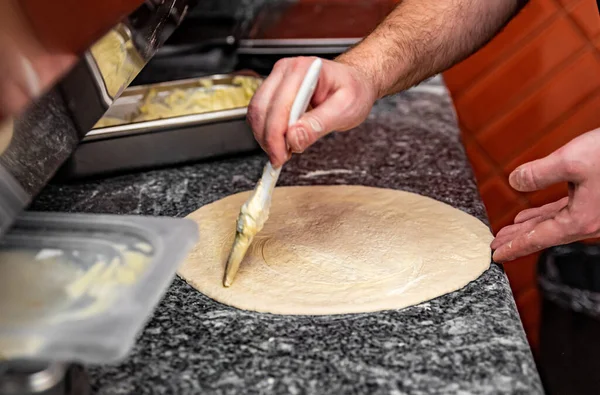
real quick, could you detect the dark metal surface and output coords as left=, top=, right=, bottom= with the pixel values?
left=537, top=244, right=600, bottom=394
left=0, top=363, right=91, bottom=395
left=0, top=0, right=197, bottom=237
left=57, top=116, right=258, bottom=180
left=0, top=362, right=91, bottom=395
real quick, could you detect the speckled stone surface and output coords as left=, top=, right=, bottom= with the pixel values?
left=31, top=77, right=543, bottom=394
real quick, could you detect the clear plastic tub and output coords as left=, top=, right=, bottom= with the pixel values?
left=0, top=212, right=198, bottom=364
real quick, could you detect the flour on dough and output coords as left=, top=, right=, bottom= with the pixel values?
left=178, top=186, right=493, bottom=315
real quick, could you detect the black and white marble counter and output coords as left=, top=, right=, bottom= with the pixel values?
left=31, top=77, right=543, bottom=394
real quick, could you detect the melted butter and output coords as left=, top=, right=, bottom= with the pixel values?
left=55, top=248, right=150, bottom=322
left=90, top=29, right=142, bottom=99
left=238, top=163, right=279, bottom=235
left=94, top=116, right=127, bottom=128
left=0, top=247, right=150, bottom=327
left=0, top=119, right=14, bottom=155
left=0, top=250, right=80, bottom=327
left=0, top=337, right=43, bottom=361
left=132, top=76, right=261, bottom=123
left=224, top=164, right=278, bottom=286
left=93, top=76, right=261, bottom=128
left=0, top=244, right=153, bottom=360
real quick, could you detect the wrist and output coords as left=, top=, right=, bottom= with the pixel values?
left=335, top=50, right=383, bottom=102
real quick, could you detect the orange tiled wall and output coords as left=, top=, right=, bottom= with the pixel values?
left=443, top=0, right=600, bottom=352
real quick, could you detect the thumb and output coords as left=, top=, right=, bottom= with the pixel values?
left=286, top=92, right=348, bottom=153
left=509, top=150, right=573, bottom=192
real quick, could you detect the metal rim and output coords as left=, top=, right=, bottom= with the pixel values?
left=0, top=362, right=66, bottom=394
left=84, top=107, right=248, bottom=141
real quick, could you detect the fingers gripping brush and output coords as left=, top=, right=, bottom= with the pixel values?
left=223, top=58, right=322, bottom=287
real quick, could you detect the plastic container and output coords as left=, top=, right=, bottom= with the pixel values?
left=0, top=212, right=198, bottom=364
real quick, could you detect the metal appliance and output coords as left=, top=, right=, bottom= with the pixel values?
left=57, top=72, right=262, bottom=179
left=0, top=0, right=196, bottom=235
left=0, top=1, right=199, bottom=394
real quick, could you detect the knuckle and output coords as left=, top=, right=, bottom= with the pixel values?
left=246, top=104, right=263, bottom=127
left=523, top=166, right=538, bottom=189
left=580, top=219, right=600, bottom=235
left=247, top=101, right=258, bottom=116
left=290, top=58, right=306, bottom=73
left=290, top=56, right=316, bottom=72
left=265, top=131, right=281, bottom=148
left=279, top=102, right=293, bottom=120
left=563, top=157, right=585, bottom=179
left=289, top=139, right=305, bottom=154
left=338, top=89, right=353, bottom=104
left=273, top=58, right=290, bottom=71
left=304, top=115, right=324, bottom=136
left=247, top=100, right=262, bottom=118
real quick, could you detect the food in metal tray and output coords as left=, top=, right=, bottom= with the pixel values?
left=93, top=76, right=261, bottom=129
left=90, top=28, right=142, bottom=99
left=134, top=76, right=260, bottom=122
left=94, top=116, right=129, bottom=128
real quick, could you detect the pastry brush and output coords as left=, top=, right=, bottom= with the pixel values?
left=223, top=58, right=322, bottom=287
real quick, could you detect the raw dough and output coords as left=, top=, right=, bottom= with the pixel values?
left=178, top=186, right=493, bottom=315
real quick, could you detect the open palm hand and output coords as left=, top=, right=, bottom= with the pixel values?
left=492, top=128, right=600, bottom=262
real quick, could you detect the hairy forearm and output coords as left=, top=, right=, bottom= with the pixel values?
left=336, top=0, right=528, bottom=98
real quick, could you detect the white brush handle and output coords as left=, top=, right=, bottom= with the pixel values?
left=228, top=59, right=323, bottom=286
left=289, top=58, right=322, bottom=126
left=257, top=58, right=323, bottom=204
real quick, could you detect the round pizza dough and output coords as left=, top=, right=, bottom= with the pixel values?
left=178, top=185, right=493, bottom=315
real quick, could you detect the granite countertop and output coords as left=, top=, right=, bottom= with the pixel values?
left=32, top=77, right=543, bottom=394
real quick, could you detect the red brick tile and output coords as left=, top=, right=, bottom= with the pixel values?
left=444, top=0, right=559, bottom=95
left=465, top=141, right=494, bottom=183
left=505, top=92, right=600, bottom=174
left=456, top=15, right=583, bottom=132
left=505, top=253, right=540, bottom=297
left=480, top=176, right=521, bottom=221
left=491, top=201, right=529, bottom=234
left=460, top=124, right=473, bottom=143
left=460, top=130, right=472, bottom=144
left=476, top=49, right=600, bottom=165
left=459, top=122, right=477, bottom=148
left=528, top=182, right=569, bottom=206
left=556, top=0, right=581, bottom=6
left=568, top=0, right=600, bottom=39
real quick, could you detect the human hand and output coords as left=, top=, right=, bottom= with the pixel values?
left=247, top=56, right=378, bottom=167
left=491, top=128, right=600, bottom=262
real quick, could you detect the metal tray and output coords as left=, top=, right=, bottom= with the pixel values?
left=237, top=38, right=360, bottom=55
left=56, top=73, right=262, bottom=180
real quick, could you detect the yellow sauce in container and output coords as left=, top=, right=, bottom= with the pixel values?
left=93, top=76, right=262, bottom=129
